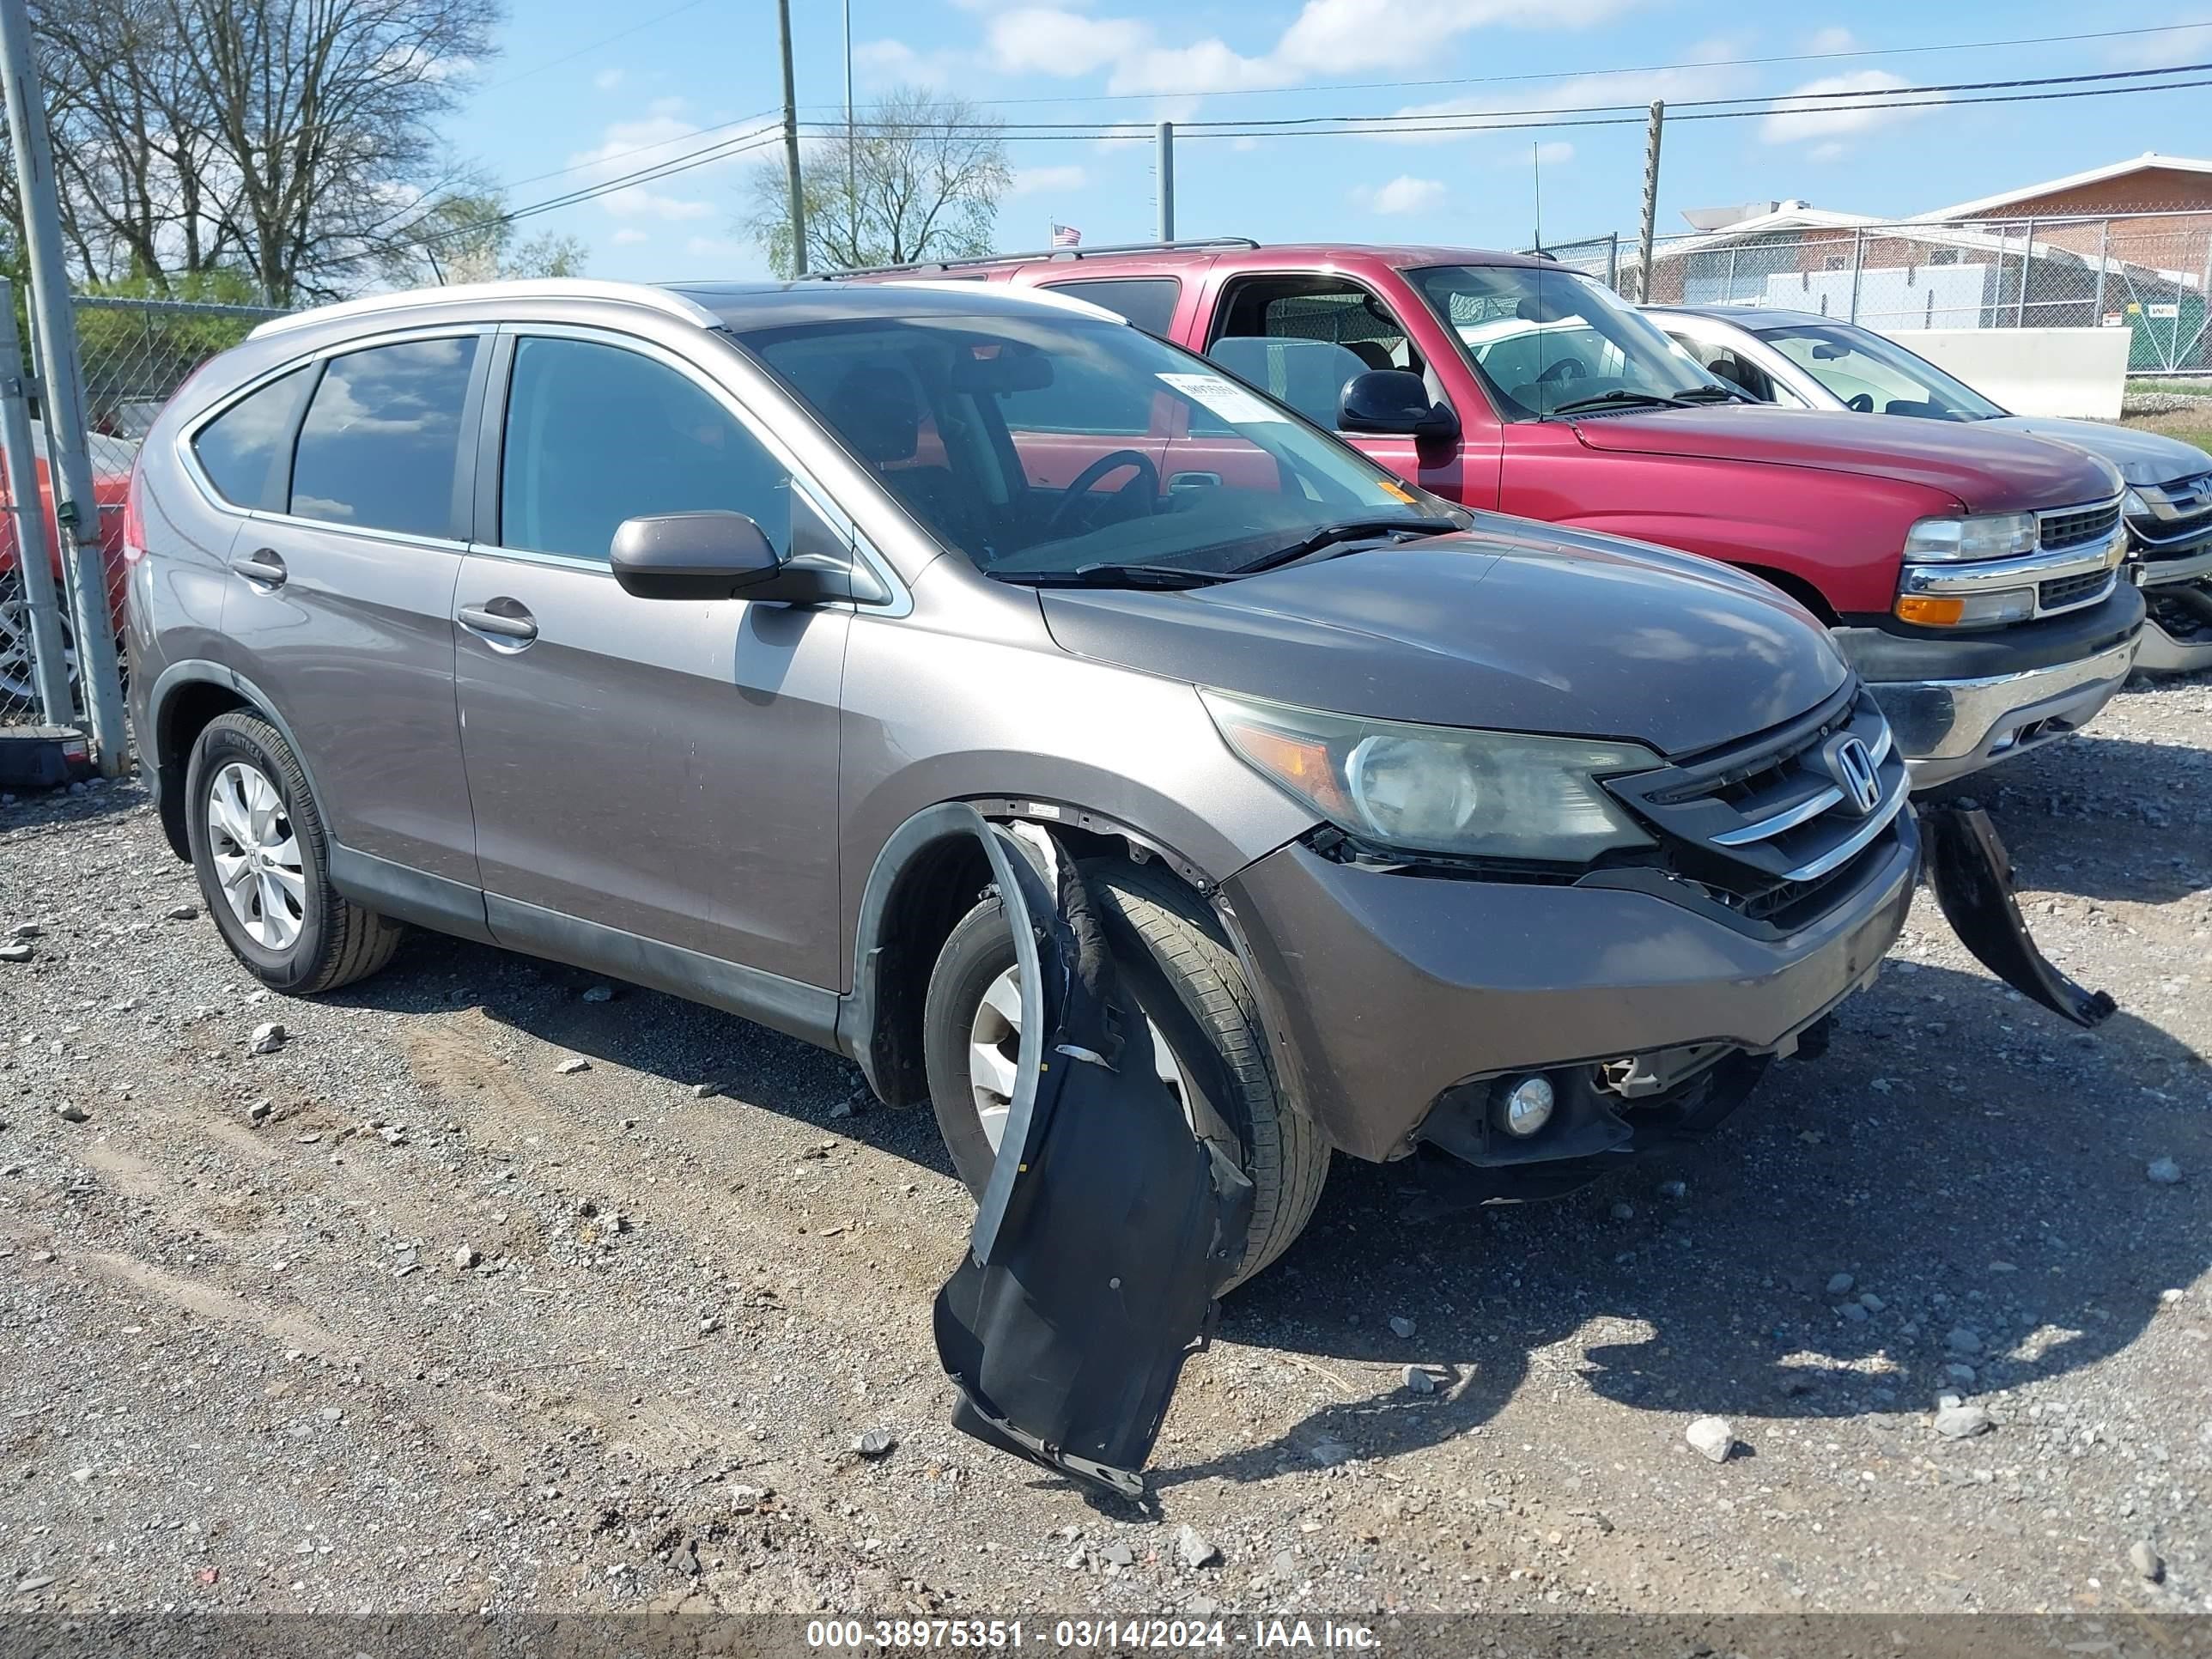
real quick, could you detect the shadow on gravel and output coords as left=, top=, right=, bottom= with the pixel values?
left=1158, top=960, right=2209, bottom=1491
left=325, top=932, right=959, bottom=1179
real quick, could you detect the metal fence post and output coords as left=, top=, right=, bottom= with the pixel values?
left=2091, top=219, right=2109, bottom=321
left=1605, top=232, right=1618, bottom=293
left=0, top=0, right=128, bottom=770
left=0, top=280, right=70, bottom=726
left=1848, top=228, right=1863, bottom=325
left=2014, top=217, right=2034, bottom=328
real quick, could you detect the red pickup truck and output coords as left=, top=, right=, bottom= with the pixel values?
left=867, top=240, right=2144, bottom=788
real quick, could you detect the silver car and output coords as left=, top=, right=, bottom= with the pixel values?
left=125, top=276, right=1936, bottom=1288
left=1651, top=305, right=2212, bottom=674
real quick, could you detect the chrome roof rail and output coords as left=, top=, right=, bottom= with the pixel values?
left=792, top=236, right=1260, bottom=281
left=247, top=279, right=722, bottom=339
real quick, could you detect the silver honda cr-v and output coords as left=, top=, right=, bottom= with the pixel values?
left=125, top=276, right=1925, bottom=1282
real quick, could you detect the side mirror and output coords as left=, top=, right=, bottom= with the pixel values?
left=611, top=510, right=865, bottom=605
left=1338, top=369, right=1460, bottom=441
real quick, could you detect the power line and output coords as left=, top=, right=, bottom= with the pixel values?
left=799, top=59, right=2212, bottom=137
left=819, top=20, right=2212, bottom=112
left=499, top=105, right=784, bottom=191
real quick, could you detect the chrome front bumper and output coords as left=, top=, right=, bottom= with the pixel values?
left=1869, top=634, right=2141, bottom=789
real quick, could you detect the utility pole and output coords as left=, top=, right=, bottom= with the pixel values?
left=843, top=0, right=856, bottom=264
left=0, top=0, right=127, bottom=771
left=1156, top=121, right=1176, bottom=243
left=776, top=0, right=808, bottom=276
left=1635, top=100, right=1664, bottom=302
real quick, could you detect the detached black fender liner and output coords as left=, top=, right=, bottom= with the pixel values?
left=932, top=808, right=1253, bottom=1500
left=1923, top=805, right=2117, bottom=1029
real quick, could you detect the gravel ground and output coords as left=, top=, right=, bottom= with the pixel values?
left=2, top=674, right=2209, bottom=1621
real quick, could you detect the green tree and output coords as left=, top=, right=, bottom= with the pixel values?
left=744, top=87, right=1012, bottom=276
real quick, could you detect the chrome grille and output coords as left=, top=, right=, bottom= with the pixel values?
left=1607, top=683, right=1910, bottom=904
left=2037, top=568, right=2116, bottom=611
left=2039, top=499, right=2122, bottom=552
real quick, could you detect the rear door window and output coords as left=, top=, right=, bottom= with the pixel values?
left=289, top=337, right=478, bottom=538
left=1036, top=277, right=1182, bottom=337
left=498, top=335, right=793, bottom=562
left=191, top=365, right=316, bottom=511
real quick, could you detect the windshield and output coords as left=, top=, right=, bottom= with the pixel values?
left=1755, top=322, right=2008, bottom=422
left=732, top=310, right=1459, bottom=580
left=1406, top=264, right=1724, bottom=420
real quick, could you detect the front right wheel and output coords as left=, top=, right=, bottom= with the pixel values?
left=921, top=857, right=1328, bottom=1287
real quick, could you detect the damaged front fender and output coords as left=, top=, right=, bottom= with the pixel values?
left=932, top=809, right=1253, bottom=1499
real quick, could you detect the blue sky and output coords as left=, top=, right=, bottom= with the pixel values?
left=444, top=0, right=2212, bottom=283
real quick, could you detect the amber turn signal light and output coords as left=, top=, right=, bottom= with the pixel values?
left=1895, top=595, right=1966, bottom=627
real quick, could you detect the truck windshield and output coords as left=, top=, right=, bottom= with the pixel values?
left=736, top=310, right=1461, bottom=580
left=1407, top=264, right=1727, bottom=421
left=1754, top=321, right=2008, bottom=421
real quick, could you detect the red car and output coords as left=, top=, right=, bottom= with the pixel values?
left=856, top=240, right=2143, bottom=788
left=0, top=424, right=134, bottom=704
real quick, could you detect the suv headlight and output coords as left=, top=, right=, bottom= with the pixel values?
left=1201, top=690, right=1659, bottom=862
left=1901, top=512, right=2039, bottom=562
left=2123, top=487, right=2149, bottom=519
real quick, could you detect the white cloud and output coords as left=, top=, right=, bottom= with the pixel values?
left=988, top=7, right=1150, bottom=76
left=1760, top=69, right=1942, bottom=145
left=1007, top=163, right=1089, bottom=196
left=1809, top=142, right=1846, bottom=162
left=685, top=234, right=749, bottom=259
left=1377, top=46, right=1747, bottom=145
left=567, top=101, right=733, bottom=222
left=1806, top=25, right=1856, bottom=53
left=1358, top=174, right=1449, bottom=215
left=853, top=37, right=967, bottom=86
left=921, top=0, right=1650, bottom=99
left=1532, top=139, right=1574, bottom=165
left=2108, top=15, right=2212, bottom=67
left=611, top=226, right=649, bottom=246
left=593, top=67, right=624, bottom=90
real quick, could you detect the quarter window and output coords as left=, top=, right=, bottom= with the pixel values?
left=289, top=337, right=478, bottom=537
left=1036, top=277, right=1182, bottom=336
left=191, top=365, right=315, bottom=510
left=498, top=336, right=792, bottom=562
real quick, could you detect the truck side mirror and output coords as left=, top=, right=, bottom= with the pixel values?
left=1338, top=369, right=1459, bottom=442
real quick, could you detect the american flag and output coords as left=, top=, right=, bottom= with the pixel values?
left=1050, top=224, right=1081, bottom=248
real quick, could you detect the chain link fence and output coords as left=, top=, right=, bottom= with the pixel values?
left=3, top=295, right=284, bottom=731
left=1538, top=210, right=2212, bottom=378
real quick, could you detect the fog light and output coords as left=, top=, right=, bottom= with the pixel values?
left=1498, top=1075, right=1556, bottom=1137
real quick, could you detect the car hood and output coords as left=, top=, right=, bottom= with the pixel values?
left=1567, top=406, right=2118, bottom=513
left=1982, top=414, right=2212, bottom=489
left=1037, top=521, right=1850, bottom=758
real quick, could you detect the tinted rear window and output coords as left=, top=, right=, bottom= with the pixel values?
left=289, top=337, right=477, bottom=537
left=191, top=365, right=315, bottom=510
left=1037, top=277, right=1181, bottom=337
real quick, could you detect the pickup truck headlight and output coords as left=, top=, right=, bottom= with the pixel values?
left=1902, top=512, right=2039, bottom=562
left=1201, top=690, right=1659, bottom=861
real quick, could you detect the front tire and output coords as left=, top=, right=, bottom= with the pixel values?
left=185, top=710, right=404, bottom=995
left=921, top=857, right=1328, bottom=1286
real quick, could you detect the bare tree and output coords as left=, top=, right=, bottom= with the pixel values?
left=381, top=187, right=587, bottom=287
left=744, top=86, right=1012, bottom=276
left=167, top=0, right=503, bottom=303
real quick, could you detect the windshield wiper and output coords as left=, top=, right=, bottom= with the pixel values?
left=988, top=561, right=1231, bottom=590
left=1545, top=388, right=1694, bottom=416
left=1674, top=383, right=1754, bottom=404
left=1228, top=516, right=1452, bottom=576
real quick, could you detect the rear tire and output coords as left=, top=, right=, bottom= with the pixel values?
left=185, top=710, right=404, bottom=995
left=921, top=856, right=1328, bottom=1286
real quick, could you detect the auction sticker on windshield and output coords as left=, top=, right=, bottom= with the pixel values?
left=1158, top=372, right=1289, bottom=423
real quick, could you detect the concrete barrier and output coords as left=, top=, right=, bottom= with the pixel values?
left=1876, top=326, right=2130, bottom=421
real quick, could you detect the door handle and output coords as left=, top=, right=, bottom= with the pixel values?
left=229, top=549, right=287, bottom=586
left=458, top=601, right=538, bottom=642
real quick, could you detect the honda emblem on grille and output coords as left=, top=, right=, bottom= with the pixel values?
left=1821, top=734, right=1883, bottom=817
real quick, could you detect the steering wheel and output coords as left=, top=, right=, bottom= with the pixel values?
left=1047, top=449, right=1160, bottom=536
left=1537, top=358, right=1587, bottom=384
left=1847, top=392, right=1875, bottom=413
